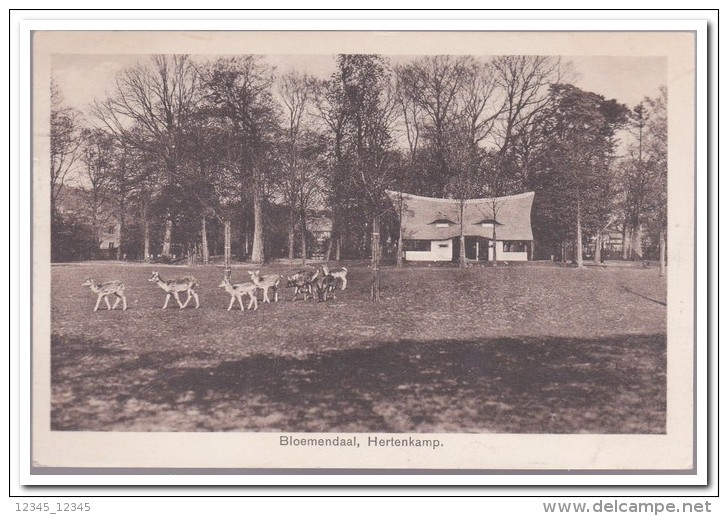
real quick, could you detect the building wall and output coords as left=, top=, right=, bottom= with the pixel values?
left=405, top=239, right=453, bottom=261
left=489, top=241, right=528, bottom=261
left=405, top=239, right=529, bottom=262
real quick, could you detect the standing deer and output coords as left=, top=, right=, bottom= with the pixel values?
left=313, top=271, right=338, bottom=302
left=248, top=270, right=282, bottom=303
left=322, top=264, right=348, bottom=290
left=82, top=278, right=128, bottom=311
left=218, top=277, right=258, bottom=311
left=286, top=268, right=319, bottom=301
left=148, top=271, right=200, bottom=309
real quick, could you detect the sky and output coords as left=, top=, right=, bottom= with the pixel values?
left=52, top=53, right=666, bottom=118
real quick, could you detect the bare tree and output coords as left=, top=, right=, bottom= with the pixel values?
left=492, top=55, right=564, bottom=161
left=444, top=134, right=484, bottom=268
left=619, top=88, right=667, bottom=266
left=393, top=71, right=423, bottom=160
left=313, top=77, right=350, bottom=261
left=200, top=56, right=278, bottom=264
left=395, top=56, right=473, bottom=190
left=92, top=54, right=200, bottom=258
left=337, top=54, right=399, bottom=300
left=78, top=128, right=115, bottom=256
left=278, top=70, right=320, bottom=263
left=50, top=79, right=81, bottom=218
left=457, top=59, right=503, bottom=148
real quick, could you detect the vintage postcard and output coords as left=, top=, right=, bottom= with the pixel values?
left=28, top=26, right=698, bottom=475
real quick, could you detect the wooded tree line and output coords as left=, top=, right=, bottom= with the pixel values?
left=50, top=53, right=667, bottom=272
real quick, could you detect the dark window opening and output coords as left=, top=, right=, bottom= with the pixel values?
left=404, top=240, right=430, bottom=252
left=503, top=241, right=528, bottom=253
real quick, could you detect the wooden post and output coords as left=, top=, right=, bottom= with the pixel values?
left=224, top=220, right=231, bottom=280
left=371, top=215, right=381, bottom=302
left=575, top=200, right=583, bottom=267
left=201, top=214, right=209, bottom=265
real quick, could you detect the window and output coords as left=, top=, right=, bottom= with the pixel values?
left=108, top=225, right=116, bottom=234
left=430, top=219, right=455, bottom=228
left=404, top=240, right=430, bottom=252
left=503, top=241, right=527, bottom=253
left=476, top=219, right=500, bottom=228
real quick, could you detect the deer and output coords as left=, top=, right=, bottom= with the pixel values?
left=322, top=264, right=348, bottom=290
left=148, top=271, right=200, bottom=309
left=248, top=270, right=283, bottom=303
left=218, top=277, right=258, bottom=311
left=82, top=278, right=128, bottom=312
left=312, top=270, right=338, bottom=302
left=286, top=268, right=319, bottom=301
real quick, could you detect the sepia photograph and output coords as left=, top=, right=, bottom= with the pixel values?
left=29, top=28, right=697, bottom=472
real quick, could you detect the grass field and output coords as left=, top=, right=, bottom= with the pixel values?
left=51, top=262, right=667, bottom=433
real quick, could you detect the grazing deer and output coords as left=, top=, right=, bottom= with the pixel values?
left=248, top=270, right=282, bottom=303
left=218, top=277, right=258, bottom=311
left=313, top=272, right=338, bottom=302
left=286, top=268, right=319, bottom=301
left=148, top=271, right=200, bottom=309
left=82, top=278, right=128, bottom=312
left=322, top=264, right=348, bottom=290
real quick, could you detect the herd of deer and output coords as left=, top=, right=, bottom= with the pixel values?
left=81, top=265, right=349, bottom=312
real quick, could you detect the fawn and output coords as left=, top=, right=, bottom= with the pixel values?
left=148, top=271, right=200, bottom=309
left=313, top=271, right=338, bottom=302
left=249, top=270, right=282, bottom=303
left=82, top=278, right=128, bottom=312
left=218, top=277, right=258, bottom=311
left=322, top=264, right=348, bottom=290
left=286, top=268, right=319, bottom=301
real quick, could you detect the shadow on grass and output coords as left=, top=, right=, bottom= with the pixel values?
left=51, top=334, right=666, bottom=434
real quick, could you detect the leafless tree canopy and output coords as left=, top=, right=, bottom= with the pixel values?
left=53, top=52, right=666, bottom=282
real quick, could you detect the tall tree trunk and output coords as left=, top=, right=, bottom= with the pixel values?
left=622, top=224, right=631, bottom=260
left=201, top=214, right=209, bottom=265
left=335, top=236, right=341, bottom=261
left=631, top=224, right=643, bottom=261
left=117, top=200, right=125, bottom=260
left=162, top=215, right=172, bottom=258
left=459, top=200, right=466, bottom=268
left=594, top=233, right=602, bottom=264
left=116, top=220, right=123, bottom=260
left=492, top=225, right=498, bottom=266
left=576, top=201, right=584, bottom=267
left=244, top=217, right=250, bottom=258
left=288, top=208, right=296, bottom=260
left=224, top=219, right=231, bottom=279
left=324, top=230, right=335, bottom=262
left=370, top=213, right=381, bottom=302
left=324, top=232, right=333, bottom=262
left=143, top=215, right=150, bottom=262
left=396, top=225, right=404, bottom=268
left=659, top=229, right=666, bottom=277
left=91, top=210, right=98, bottom=260
left=396, top=196, right=404, bottom=268
left=251, top=185, right=264, bottom=263
left=300, top=213, right=307, bottom=266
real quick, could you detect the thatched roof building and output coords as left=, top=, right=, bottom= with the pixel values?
left=387, top=191, right=535, bottom=262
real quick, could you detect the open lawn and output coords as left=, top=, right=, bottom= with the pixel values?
left=51, top=262, right=667, bottom=433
